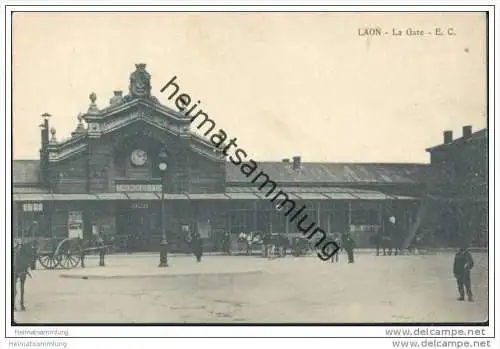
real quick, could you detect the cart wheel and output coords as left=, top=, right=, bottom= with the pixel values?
left=60, top=251, right=81, bottom=269
left=57, top=239, right=82, bottom=269
left=38, top=254, right=61, bottom=269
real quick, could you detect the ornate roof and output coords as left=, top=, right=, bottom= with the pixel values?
left=43, top=64, right=223, bottom=163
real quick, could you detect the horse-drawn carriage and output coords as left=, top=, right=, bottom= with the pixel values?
left=261, top=233, right=292, bottom=258
left=230, top=232, right=292, bottom=257
left=34, top=236, right=112, bottom=269
left=234, top=232, right=262, bottom=255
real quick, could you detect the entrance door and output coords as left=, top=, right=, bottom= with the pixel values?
left=117, top=202, right=157, bottom=252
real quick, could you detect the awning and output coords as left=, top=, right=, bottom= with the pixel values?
left=51, top=194, right=98, bottom=201
left=349, top=191, right=393, bottom=200
left=224, top=193, right=260, bottom=200
left=186, top=194, right=229, bottom=200
left=284, top=187, right=349, bottom=193
left=12, top=193, right=54, bottom=202
left=392, top=195, right=419, bottom=200
left=254, top=192, right=301, bottom=200
left=96, top=193, right=129, bottom=200
left=12, top=190, right=419, bottom=202
left=226, top=187, right=270, bottom=193
left=323, top=192, right=358, bottom=200
left=427, top=195, right=487, bottom=203
left=293, top=193, right=330, bottom=200
left=164, top=194, right=189, bottom=200
left=126, top=192, right=159, bottom=200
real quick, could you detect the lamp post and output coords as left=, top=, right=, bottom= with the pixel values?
left=158, top=149, right=169, bottom=267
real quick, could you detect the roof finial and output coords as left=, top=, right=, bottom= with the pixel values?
left=49, top=127, right=57, bottom=143
left=71, top=112, right=86, bottom=137
left=88, top=92, right=99, bottom=113
left=129, top=63, right=151, bottom=98
left=123, top=63, right=159, bottom=103
left=110, top=90, right=124, bottom=106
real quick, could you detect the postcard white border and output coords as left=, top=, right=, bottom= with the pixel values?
left=2, top=1, right=497, bottom=343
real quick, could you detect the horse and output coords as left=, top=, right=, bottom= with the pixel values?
left=266, top=233, right=289, bottom=258
left=13, top=241, right=37, bottom=311
left=236, top=232, right=251, bottom=255
left=372, top=234, right=388, bottom=256
left=371, top=234, right=394, bottom=256
left=246, top=232, right=263, bottom=255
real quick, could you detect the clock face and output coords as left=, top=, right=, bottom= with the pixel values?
left=130, top=149, right=148, bottom=166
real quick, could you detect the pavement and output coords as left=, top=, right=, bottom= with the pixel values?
left=107, top=247, right=488, bottom=258
left=59, top=255, right=263, bottom=279
left=13, top=251, right=489, bottom=324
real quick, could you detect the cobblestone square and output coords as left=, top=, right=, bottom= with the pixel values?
left=13, top=252, right=488, bottom=324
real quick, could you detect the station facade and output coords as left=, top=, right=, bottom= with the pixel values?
left=12, top=64, right=488, bottom=252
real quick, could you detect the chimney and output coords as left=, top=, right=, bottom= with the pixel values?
left=462, top=125, right=472, bottom=139
left=443, top=130, right=453, bottom=144
left=292, top=155, right=301, bottom=170
left=282, top=158, right=290, bottom=163
left=39, top=113, right=51, bottom=185
left=40, top=115, right=50, bottom=147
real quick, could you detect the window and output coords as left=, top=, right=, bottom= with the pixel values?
left=22, top=203, right=43, bottom=212
left=18, top=202, right=47, bottom=238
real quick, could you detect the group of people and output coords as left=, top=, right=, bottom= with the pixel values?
left=219, top=230, right=357, bottom=263
left=187, top=227, right=478, bottom=302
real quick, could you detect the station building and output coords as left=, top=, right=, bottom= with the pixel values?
left=12, top=64, right=488, bottom=252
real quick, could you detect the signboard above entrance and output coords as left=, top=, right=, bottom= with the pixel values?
left=116, top=184, right=162, bottom=192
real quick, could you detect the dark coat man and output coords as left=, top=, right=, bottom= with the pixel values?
left=341, top=231, right=355, bottom=263
left=453, top=246, right=474, bottom=301
left=222, top=232, right=232, bottom=255
left=262, top=232, right=271, bottom=257
left=191, top=233, right=203, bottom=262
left=374, top=230, right=384, bottom=256
left=385, top=216, right=399, bottom=256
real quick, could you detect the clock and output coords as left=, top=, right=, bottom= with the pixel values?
left=130, top=149, right=148, bottom=166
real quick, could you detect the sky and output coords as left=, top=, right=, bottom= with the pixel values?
left=12, top=12, right=487, bottom=163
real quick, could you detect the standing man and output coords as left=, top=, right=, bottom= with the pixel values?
left=222, top=231, right=232, bottom=255
left=191, top=232, right=203, bottom=263
left=375, top=229, right=384, bottom=256
left=453, top=243, right=474, bottom=301
left=246, top=232, right=253, bottom=256
left=97, top=228, right=106, bottom=267
left=342, top=230, right=355, bottom=263
left=262, top=232, right=271, bottom=257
